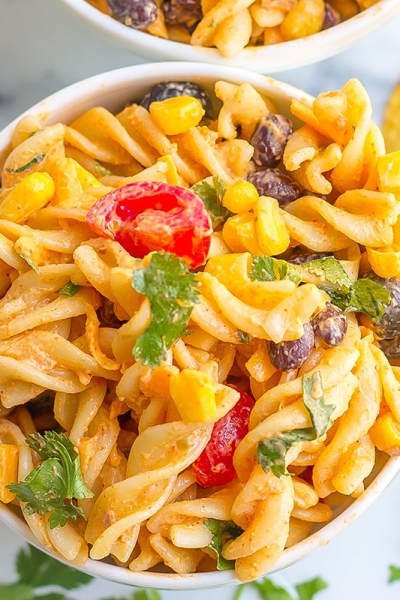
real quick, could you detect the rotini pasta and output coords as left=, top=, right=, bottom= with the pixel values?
left=1, top=73, right=400, bottom=585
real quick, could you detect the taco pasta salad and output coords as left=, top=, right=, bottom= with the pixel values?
left=0, top=76, right=400, bottom=582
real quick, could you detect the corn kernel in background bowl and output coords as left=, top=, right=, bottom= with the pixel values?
left=1, top=62, right=400, bottom=590
left=56, top=0, right=400, bottom=73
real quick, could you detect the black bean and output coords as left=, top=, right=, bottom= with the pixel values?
left=140, top=81, right=213, bottom=116
left=162, top=0, right=202, bottom=30
left=268, top=321, right=315, bottom=371
left=107, top=0, right=157, bottom=28
left=250, top=114, right=293, bottom=167
left=322, top=2, right=342, bottom=29
left=367, top=272, right=400, bottom=339
left=313, top=304, right=347, bottom=347
left=377, top=337, right=400, bottom=359
left=247, top=168, right=303, bottom=207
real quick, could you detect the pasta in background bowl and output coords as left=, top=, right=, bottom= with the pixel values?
left=55, top=0, right=400, bottom=72
left=0, top=62, right=400, bottom=590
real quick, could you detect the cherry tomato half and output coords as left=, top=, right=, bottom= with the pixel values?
left=192, top=387, right=254, bottom=487
left=85, top=181, right=213, bottom=268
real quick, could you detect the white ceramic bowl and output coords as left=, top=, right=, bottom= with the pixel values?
left=56, top=0, right=400, bottom=73
left=0, top=62, right=399, bottom=590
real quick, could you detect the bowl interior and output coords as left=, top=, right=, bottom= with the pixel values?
left=1, top=62, right=399, bottom=589
left=56, top=0, right=400, bottom=73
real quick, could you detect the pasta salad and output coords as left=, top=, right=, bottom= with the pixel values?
left=86, top=0, right=380, bottom=58
left=0, top=75, right=399, bottom=583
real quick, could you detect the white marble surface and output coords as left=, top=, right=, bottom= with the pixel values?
left=2, top=1, right=400, bottom=598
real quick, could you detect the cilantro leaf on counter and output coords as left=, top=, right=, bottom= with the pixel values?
left=132, top=251, right=200, bottom=368
left=1, top=543, right=163, bottom=600
left=250, top=255, right=302, bottom=285
left=296, top=577, right=329, bottom=600
left=252, top=578, right=294, bottom=600
left=7, top=431, right=93, bottom=528
left=16, top=545, right=92, bottom=590
left=191, top=176, right=229, bottom=226
left=59, top=281, right=81, bottom=297
left=204, top=519, right=243, bottom=570
left=5, top=154, right=45, bottom=173
left=256, top=373, right=333, bottom=477
left=234, top=575, right=329, bottom=600
left=388, top=564, right=400, bottom=582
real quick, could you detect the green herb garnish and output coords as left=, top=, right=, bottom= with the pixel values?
left=388, top=564, right=400, bottom=583
left=131, top=251, right=200, bottom=368
left=204, top=519, right=243, bottom=570
left=5, top=154, right=45, bottom=173
left=7, top=432, right=93, bottom=529
left=249, top=577, right=328, bottom=600
left=59, top=281, right=81, bottom=297
left=256, top=372, right=334, bottom=477
left=250, top=255, right=302, bottom=285
left=191, top=176, right=230, bottom=226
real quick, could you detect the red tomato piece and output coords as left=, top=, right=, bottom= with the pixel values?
left=85, top=181, right=213, bottom=269
left=192, top=388, right=254, bottom=487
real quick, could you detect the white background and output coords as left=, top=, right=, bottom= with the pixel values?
left=2, top=1, right=400, bottom=599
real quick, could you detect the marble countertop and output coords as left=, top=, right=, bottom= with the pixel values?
left=2, top=1, right=400, bottom=599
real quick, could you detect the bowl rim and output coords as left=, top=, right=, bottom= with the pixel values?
left=1, top=61, right=400, bottom=589
left=55, top=0, right=400, bottom=73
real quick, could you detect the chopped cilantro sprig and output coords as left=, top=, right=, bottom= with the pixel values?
left=131, top=251, right=200, bottom=368
left=256, top=372, right=334, bottom=477
left=7, top=431, right=93, bottom=529
left=250, top=254, right=389, bottom=319
left=204, top=519, right=243, bottom=571
left=191, top=176, right=230, bottom=226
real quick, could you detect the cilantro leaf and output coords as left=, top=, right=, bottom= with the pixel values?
left=204, top=519, right=243, bottom=570
left=250, top=256, right=302, bottom=285
left=256, top=372, right=333, bottom=476
left=0, top=583, right=34, bottom=600
left=16, top=545, right=92, bottom=590
left=59, top=281, right=81, bottom=297
left=300, top=257, right=352, bottom=289
left=7, top=432, right=93, bottom=528
left=297, top=256, right=390, bottom=319
left=388, top=564, right=400, bottom=583
left=302, top=372, right=334, bottom=438
left=132, top=252, right=199, bottom=368
left=296, top=576, right=328, bottom=600
left=191, top=176, right=229, bottom=226
left=252, top=578, right=294, bottom=600
left=256, top=429, right=315, bottom=477
left=5, top=154, right=45, bottom=173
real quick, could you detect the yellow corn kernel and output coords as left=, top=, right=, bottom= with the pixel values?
left=222, top=212, right=262, bottom=255
left=280, top=0, right=325, bottom=41
left=254, top=196, right=290, bottom=255
left=222, top=180, right=259, bottom=213
left=0, top=443, right=18, bottom=503
left=370, top=412, right=400, bottom=456
left=149, top=96, right=205, bottom=136
left=170, top=368, right=217, bottom=423
left=376, top=152, right=400, bottom=195
left=0, top=172, right=55, bottom=223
